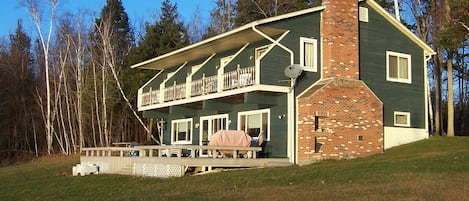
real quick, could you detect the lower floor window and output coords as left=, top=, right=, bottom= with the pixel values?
left=238, top=109, right=270, bottom=140
left=171, top=118, right=192, bottom=144
left=394, top=111, right=410, bottom=127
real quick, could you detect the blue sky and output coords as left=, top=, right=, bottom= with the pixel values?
left=0, top=0, right=214, bottom=39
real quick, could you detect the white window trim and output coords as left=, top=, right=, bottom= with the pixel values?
left=220, top=55, right=235, bottom=68
left=255, top=44, right=273, bottom=60
left=237, top=108, right=270, bottom=141
left=386, top=51, right=412, bottom=84
left=171, top=118, right=193, bottom=145
left=300, top=37, right=318, bottom=72
left=394, top=111, right=411, bottom=127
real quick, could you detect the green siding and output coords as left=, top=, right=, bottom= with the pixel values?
left=143, top=93, right=289, bottom=157
left=259, top=12, right=323, bottom=90
left=140, top=11, right=325, bottom=158
left=360, top=3, right=426, bottom=128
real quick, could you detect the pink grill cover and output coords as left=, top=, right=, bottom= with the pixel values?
left=208, top=130, right=252, bottom=149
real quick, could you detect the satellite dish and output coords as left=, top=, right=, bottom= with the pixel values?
left=284, top=64, right=304, bottom=79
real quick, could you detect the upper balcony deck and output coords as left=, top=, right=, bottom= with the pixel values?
left=138, top=66, right=259, bottom=110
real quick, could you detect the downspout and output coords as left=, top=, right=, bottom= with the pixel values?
left=424, top=54, right=433, bottom=138
left=252, top=26, right=296, bottom=164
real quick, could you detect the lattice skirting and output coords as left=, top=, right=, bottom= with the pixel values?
left=133, top=163, right=185, bottom=177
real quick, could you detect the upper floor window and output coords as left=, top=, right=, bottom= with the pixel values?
left=300, top=37, right=318, bottom=72
left=394, top=111, right=410, bottom=127
left=238, top=109, right=270, bottom=140
left=386, top=51, right=412, bottom=84
left=171, top=118, right=193, bottom=144
left=220, top=55, right=234, bottom=68
left=255, top=45, right=272, bottom=60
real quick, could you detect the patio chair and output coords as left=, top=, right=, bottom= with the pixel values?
left=250, top=131, right=265, bottom=158
left=256, top=131, right=265, bottom=147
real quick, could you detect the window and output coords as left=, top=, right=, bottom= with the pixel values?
left=171, top=118, right=193, bottom=144
left=387, top=51, right=412, bottom=83
left=314, top=116, right=323, bottom=132
left=255, top=45, right=272, bottom=60
left=300, top=37, right=318, bottom=72
left=220, top=55, right=234, bottom=68
left=394, top=111, right=410, bottom=127
left=238, top=109, right=270, bottom=140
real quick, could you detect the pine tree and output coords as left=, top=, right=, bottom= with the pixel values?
left=91, top=0, right=135, bottom=145
left=234, top=0, right=321, bottom=27
left=124, top=0, right=190, bottom=92
left=0, top=20, right=38, bottom=158
left=123, top=0, right=190, bottom=143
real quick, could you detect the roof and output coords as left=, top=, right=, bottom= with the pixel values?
left=131, top=5, right=326, bottom=70
left=132, top=0, right=435, bottom=70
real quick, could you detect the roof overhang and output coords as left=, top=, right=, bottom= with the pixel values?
left=131, top=5, right=327, bottom=70
left=131, top=26, right=286, bottom=70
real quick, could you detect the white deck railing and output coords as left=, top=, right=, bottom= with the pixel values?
left=164, top=82, right=186, bottom=102
left=140, top=66, right=256, bottom=107
left=82, top=145, right=262, bottom=159
left=190, top=74, right=218, bottom=97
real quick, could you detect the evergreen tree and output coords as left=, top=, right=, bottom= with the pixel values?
left=122, top=0, right=190, bottom=143
left=92, top=0, right=134, bottom=67
left=124, top=0, right=190, bottom=93
left=234, top=0, right=321, bottom=27
left=0, top=20, right=38, bottom=158
left=90, top=0, right=135, bottom=145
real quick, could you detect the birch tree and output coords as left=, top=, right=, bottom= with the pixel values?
left=22, top=0, right=59, bottom=154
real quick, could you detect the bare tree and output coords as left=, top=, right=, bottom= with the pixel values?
left=443, top=0, right=455, bottom=136
left=22, top=0, right=59, bottom=154
left=94, top=13, right=154, bottom=144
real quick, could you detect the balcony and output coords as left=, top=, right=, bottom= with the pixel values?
left=139, top=66, right=256, bottom=108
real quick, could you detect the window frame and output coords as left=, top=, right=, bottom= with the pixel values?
left=171, top=118, right=193, bottom=144
left=237, top=109, right=270, bottom=141
left=220, top=55, right=234, bottom=68
left=255, top=44, right=272, bottom=60
left=394, top=111, right=411, bottom=127
left=386, top=51, right=412, bottom=84
left=300, top=37, right=318, bottom=72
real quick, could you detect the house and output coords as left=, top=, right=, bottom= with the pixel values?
left=131, top=0, right=435, bottom=166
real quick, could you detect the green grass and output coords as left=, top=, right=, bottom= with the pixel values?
left=1, top=137, right=469, bottom=201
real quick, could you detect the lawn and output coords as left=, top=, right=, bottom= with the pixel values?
left=1, top=137, right=468, bottom=201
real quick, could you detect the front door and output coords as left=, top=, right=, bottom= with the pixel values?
left=200, top=114, right=228, bottom=157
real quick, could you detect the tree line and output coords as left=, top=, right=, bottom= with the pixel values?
left=0, top=0, right=467, bottom=163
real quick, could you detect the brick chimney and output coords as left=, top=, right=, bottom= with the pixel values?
left=321, top=0, right=359, bottom=79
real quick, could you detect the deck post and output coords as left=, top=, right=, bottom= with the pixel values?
left=190, top=148, right=195, bottom=158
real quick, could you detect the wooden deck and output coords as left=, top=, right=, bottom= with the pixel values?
left=80, top=145, right=291, bottom=178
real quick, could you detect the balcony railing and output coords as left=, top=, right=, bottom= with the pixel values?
left=191, top=74, right=218, bottom=97
left=140, top=66, right=255, bottom=107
